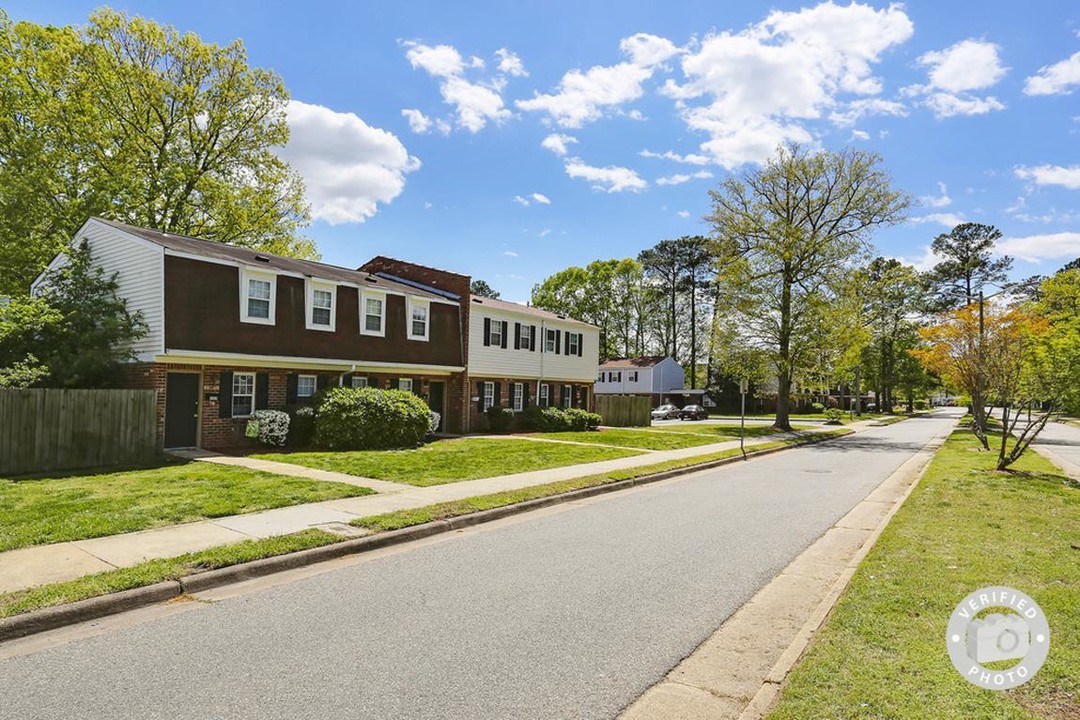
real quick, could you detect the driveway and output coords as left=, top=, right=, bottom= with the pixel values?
left=0, top=411, right=961, bottom=720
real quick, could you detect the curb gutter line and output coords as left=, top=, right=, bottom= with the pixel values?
left=0, top=431, right=849, bottom=644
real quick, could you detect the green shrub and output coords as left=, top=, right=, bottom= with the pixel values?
left=521, top=405, right=601, bottom=432
left=485, top=404, right=515, bottom=432
left=824, top=407, right=844, bottom=424
left=314, top=386, right=430, bottom=450
left=914, top=400, right=927, bottom=411
left=564, top=407, right=602, bottom=431
left=811, top=401, right=825, bottom=413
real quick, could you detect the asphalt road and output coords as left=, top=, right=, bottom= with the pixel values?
left=1033, top=418, right=1080, bottom=470
left=0, top=410, right=962, bottom=720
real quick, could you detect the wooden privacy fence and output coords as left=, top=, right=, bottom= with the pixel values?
left=0, top=389, right=158, bottom=476
left=595, top=395, right=652, bottom=427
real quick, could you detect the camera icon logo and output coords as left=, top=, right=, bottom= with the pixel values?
left=947, top=586, right=1050, bottom=690
left=966, top=612, right=1029, bottom=663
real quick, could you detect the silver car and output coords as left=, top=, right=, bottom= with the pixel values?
left=651, top=404, right=680, bottom=420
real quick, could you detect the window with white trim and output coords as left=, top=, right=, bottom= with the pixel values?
left=608, top=371, right=621, bottom=382
left=306, top=282, right=335, bottom=331
left=567, top=332, right=580, bottom=355
left=562, top=385, right=572, bottom=408
left=538, top=383, right=549, bottom=408
left=240, top=270, right=276, bottom=325
left=520, top=324, right=532, bottom=349
left=398, top=378, right=413, bottom=393
left=297, top=374, right=317, bottom=398
left=351, top=376, right=368, bottom=388
left=232, top=372, right=255, bottom=417
left=489, top=320, right=503, bottom=348
left=361, top=291, right=385, bottom=336
left=513, top=382, right=524, bottom=411
left=629, top=371, right=638, bottom=382
left=597, top=371, right=604, bottom=382
left=483, top=381, right=495, bottom=411
left=545, top=328, right=557, bottom=353
left=409, top=299, right=429, bottom=341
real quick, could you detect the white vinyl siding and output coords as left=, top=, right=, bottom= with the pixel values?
left=468, top=309, right=599, bottom=383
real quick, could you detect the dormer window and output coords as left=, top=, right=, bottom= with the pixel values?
left=361, top=290, right=386, bottom=337
left=240, top=268, right=276, bottom=325
left=306, top=281, right=336, bottom=331
left=408, top=298, right=430, bottom=341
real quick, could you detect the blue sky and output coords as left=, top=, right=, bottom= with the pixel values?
left=9, top=1, right=1080, bottom=301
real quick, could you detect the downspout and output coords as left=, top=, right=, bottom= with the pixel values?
left=338, top=363, right=356, bottom=386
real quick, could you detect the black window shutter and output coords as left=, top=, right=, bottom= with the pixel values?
left=483, top=318, right=491, bottom=346
left=530, top=325, right=537, bottom=351
left=555, top=330, right=561, bottom=355
left=414, top=377, right=422, bottom=395
left=494, top=382, right=502, bottom=406
left=514, top=323, right=521, bottom=350
left=286, top=373, right=298, bottom=404
left=523, top=383, right=531, bottom=408
left=255, top=372, right=270, bottom=410
left=577, top=332, right=583, bottom=357
left=500, top=321, right=508, bottom=349
left=560, top=385, right=567, bottom=407
left=218, top=370, right=234, bottom=418
left=477, top=382, right=485, bottom=413
left=571, top=386, right=579, bottom=408
left=316, top=374, right=329, bottom=391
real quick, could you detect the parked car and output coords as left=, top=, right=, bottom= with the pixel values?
left=651, top=404, right=680, bottom=420
left=679, top=404, right=709, bottom=421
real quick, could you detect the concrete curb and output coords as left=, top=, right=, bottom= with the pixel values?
left=735, top=426, right=952, bottom=720
left=0, top=430, right=853, bottom=644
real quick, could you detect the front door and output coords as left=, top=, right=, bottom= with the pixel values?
left=164, top=373, right=200, bottom=447
left=427, top=381, right=445, bottom=431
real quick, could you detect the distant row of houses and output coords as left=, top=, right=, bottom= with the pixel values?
left=34, top=219, right=702, bottom=450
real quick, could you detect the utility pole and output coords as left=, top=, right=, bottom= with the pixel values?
left=739, top=377, right=748, bottom=459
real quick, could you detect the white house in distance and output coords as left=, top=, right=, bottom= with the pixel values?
left=467, top=295, right=600, bottom=428
left=595, top=356, right=685, bottom=405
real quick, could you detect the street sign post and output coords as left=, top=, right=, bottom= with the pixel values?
left=739, top=378, right=748, bottom=458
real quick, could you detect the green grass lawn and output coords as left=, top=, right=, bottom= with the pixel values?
left=255, top=438, right=642, bottom=487
left=527, top=428, right=729, bottom=450
left=643, top=423, right=814, bottom=437
left=768, top=428, right=1080, bottom=719
left=0, top=462, right=372, bottom=553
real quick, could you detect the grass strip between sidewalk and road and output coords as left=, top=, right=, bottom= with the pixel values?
left=351, top=428, right=854, bottom=532
left=0, top=428, right=852, bottom=621
left=0, top=530, right=344, bottom=619
left=767, top=427, right=1080, bottom=720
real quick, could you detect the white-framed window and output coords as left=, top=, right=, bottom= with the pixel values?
left=408, top=299, right=429, bottom=341
left=361, top=290, right=386, bottom=336
left=567, top=332, right=580, bottom=355
left=232, top=372, right=255, bottom=417
left=483, top=381, right=495, bottom=411
left=240, top=269, right=276, bottom=325
left=306, top=281, right=336, bottom=331
left=351, top=376, right=368, bottom=388
left=538, top=383, right=549, bottom=408
left=562, top=385, right=572, bottom=408
left=608, top=371, right=621, bottom=382
left=398, top=378, right=413, bottom=393
left=513, top=382, right=524, bottom=412
left=545, top=328, right=557, bottom=353
left=490, top=320, right=503, bottom=348
left=520, top=324, right=532, bottom=349
left=297, top=374, right=317, bottom=398
left=629, top=371, right=638, bottom=382
left=597, top=371, right=605, bottom=382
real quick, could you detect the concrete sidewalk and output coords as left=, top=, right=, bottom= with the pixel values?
left=0, top=423, right=875, bottom=597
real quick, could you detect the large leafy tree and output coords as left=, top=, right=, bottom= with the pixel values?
left=858, top=257, right=927, bottom=411
left=925, top=223, right=1012, bottom=310
left=469, top=280, right=500, bottom=299
left=0, top=9, right=313, bottom=296
left=0, top=241, right=147, bottom=387
left=708, top=143, right=908, bottom=430
left=1029, top=268, right=1080, bottom=416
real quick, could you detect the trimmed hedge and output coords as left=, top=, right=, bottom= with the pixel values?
left=314, top=386, right=431, bottom=450
left=485, top=404, right=515, bottom=432
left=521, top=406, right=602, bottom=432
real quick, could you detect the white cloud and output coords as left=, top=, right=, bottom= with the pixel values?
left=514, top=193, right=552, bottom=207
left=516, top=33, right=678, bottom=128
left=539, top=228, right=552, bottom=237
left=662, top=1, right=914, bottom=168
left=829, top=98, right=907, bottom=126
left=401, top=108, right=450, bottom=136
left=280, top=100, right=420, bottom=225
left=1024, top=50, right=1080, bottom=96
left=677, top=210, right=691, bottom=218
left=919, top=182, right=952, bottom=208
left=530, top=192, right=551, bottom=205
left=639, top=149, right=711, bottom=165
left=997, top=232, right=1080, bottom=262
left=910, top=212, right=965, bottom=228
left=898, top=245, right=942, bottom=272
left=1015, top=165, right=1080, bottom=190
left=656, top=170, right=713, bottom=186
left=906, top=40, right=1007, bottom=118
left=495, top=48, right=528, bottom=77
left=503, top=250, right=519, bottom=257
left=850, top=129, right=870, bottom=141
left=541, top=133, right=578, bottom=156
left=564, top=157, right=647, bottom=192
left=404, top=41, right=515, bottom=132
